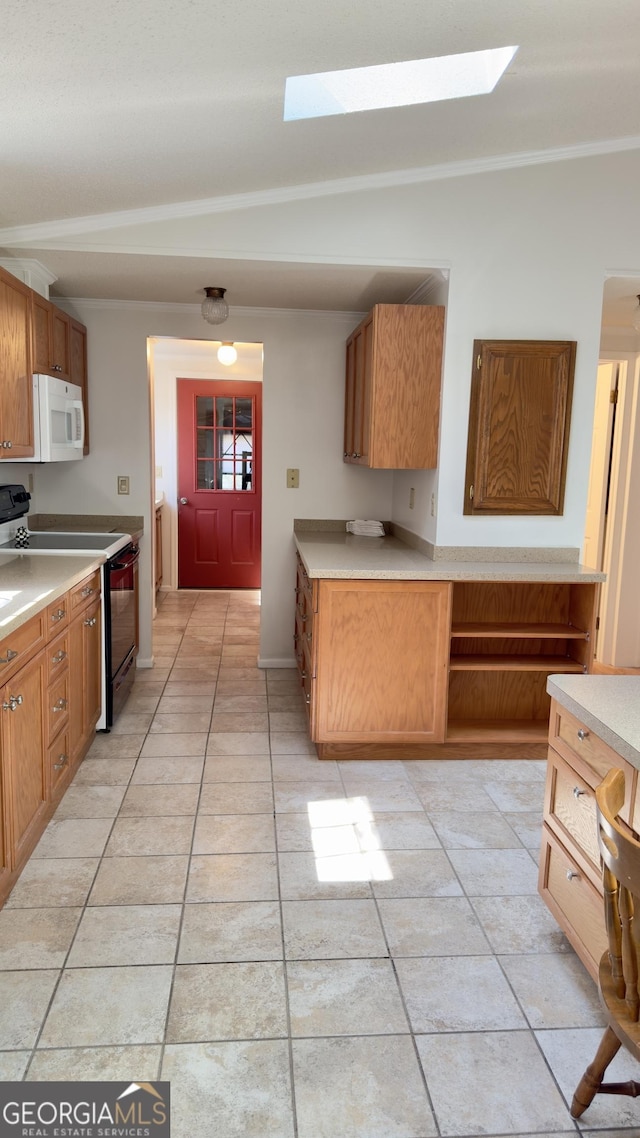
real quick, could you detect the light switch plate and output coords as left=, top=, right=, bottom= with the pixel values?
left=117, top=475, right=130, bottom=495
left=286, top=468, right=300, bottom=488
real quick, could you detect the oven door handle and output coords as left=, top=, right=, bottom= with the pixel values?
left=109, top=547, right=140, bottom=571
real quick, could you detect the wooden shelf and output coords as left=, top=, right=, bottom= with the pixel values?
left=449, top=654, right=586, bottom=672
left=450, top=622, right=589, bottom=640
left=446, top=719, right=549, bottom=744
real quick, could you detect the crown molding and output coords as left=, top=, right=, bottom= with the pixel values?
left=0, top=256, right=58, bottom=296
left=2, top=134, right=640, bottom=246
left=57, top=297, right=367, bottom=321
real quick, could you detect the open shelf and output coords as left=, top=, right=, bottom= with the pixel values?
left=450, top=622, right=589, bottom=640
left=449, top=654, right=586, bottom=672
left=446, top=719, right=549, bottom=744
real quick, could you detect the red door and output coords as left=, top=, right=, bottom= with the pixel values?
left=177, top=379, right=262, bottom=588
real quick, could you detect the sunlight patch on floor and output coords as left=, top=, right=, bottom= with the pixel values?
left=308, top=796, right=393, bottom=882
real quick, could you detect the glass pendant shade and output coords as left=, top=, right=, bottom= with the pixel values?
left=633, top=295, right=640, bottom=333
left=217, top=342, right=238, bottom=365
left=201, top=286, right=229, bottom=325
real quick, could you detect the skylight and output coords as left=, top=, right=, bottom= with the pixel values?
left=284, top=46, right=518, bottom=121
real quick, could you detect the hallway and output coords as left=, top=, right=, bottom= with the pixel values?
left=0, top=588, right=638, bottom=1137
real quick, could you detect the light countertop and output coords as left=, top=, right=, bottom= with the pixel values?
left=0, top=552, right=104, bottom=639
left=294, top=530, right=605, bottom=583
left=547, top=675, right=640, bottom=770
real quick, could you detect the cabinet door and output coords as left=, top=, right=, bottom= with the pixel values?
left=51, top=307, right=70, bottom=378
left=69, top=317, right=89, bottom=454
left=155, top=507, right=163, bottom=593
left=1, top=652, right=47, bottom=868
left=32, top=292, right=52, bottom=373
left=0, top=267, right=34, bottom=458
left=0, top=753, right=10, bottom=885
left=464, top=339, right=576, bottom=515
left=69, top=598, right=102, bottom=764
left=313, top=579, right=452, bottom=743
left=344, top=318, right=372, bottom=464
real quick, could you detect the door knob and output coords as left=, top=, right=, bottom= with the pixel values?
left=179, top=497, right=188, bottom=505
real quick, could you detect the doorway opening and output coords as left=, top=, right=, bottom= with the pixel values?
left=149, top=336, right=264, bottom=595
left=586, top=278, right=640, bottom=669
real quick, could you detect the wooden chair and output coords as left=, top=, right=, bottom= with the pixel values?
left=571, top=767, right=640, bottom=1118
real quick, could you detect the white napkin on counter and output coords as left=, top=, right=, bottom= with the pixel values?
left=346, top=519, right=386, bottom=537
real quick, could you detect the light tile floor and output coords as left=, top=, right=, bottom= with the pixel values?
left=1, top=588, right=639, bottom=1137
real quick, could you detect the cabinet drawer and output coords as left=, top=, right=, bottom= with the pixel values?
left=47, top=631, right=70, bottom=684
left=45, top=595, right=69, bottom=637
left=539, top=823, right=607, bottom=982
left=0, top=611, right=46, bottom=682
left=70, top=571, right=101, bottom=612
left=544, top=748, right=600, bottom=882
left=47, top=672, right=69, bottom=743
left=549, top=699, right=634, bottom=822
left=49, top=732, right=71, bottom=796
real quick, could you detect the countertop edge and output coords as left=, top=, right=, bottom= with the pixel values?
left=293, top=532, right=606, bottom=583
left=0, top=553, right=106, bottom=639
left=547, top=675, right=640, bottom=770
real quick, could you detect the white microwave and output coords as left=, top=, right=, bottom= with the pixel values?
left=11, top=374, right=85, bottom=462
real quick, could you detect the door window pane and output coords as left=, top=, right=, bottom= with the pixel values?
left=197, top=460, right=215, bottom=489
left=196, top=397, right=214, bottom=427
left=196, top=395, right=255, bottom=492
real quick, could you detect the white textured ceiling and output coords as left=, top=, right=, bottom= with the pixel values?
left=2, top=0, right=640, bottom=316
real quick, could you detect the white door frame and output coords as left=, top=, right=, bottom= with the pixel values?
left=596, top=352, right=640, bottom=666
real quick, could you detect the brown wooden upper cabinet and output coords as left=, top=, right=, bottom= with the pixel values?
left=32, top=292, right=71, bottom=380
left=464, top=339, right=576, bottom=515
left=344, top=303, right=445, bottom=469
left=0, top=266, right=35, bottom=459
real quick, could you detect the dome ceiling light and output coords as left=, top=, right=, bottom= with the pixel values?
left=201, top=286, right=229, bottom=325
left=217, top=342, right=238, bottom=365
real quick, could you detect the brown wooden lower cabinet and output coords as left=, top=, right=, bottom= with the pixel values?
left=294, top=557, right=599, bottom=760
left=1, top=650, right=48, bottom=870
left=0, top=571, right=102, bottom=908
left=539, top=698, right=638, bottom=981
left=69, top=595, right=102, bottom=764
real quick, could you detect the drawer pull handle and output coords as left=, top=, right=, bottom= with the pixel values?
left=577, top=729, right=589, bottom=741
left=53, top=753, right=68, bottom=771
left=0, top=648, right=18, bottom=664
left=84, top=617, right=97, bottom=627
left=51, top=608, right=66, bottom=622
left=52, top=650, right=67, bottom=664
left=53, top=698, right=68, bottom=712
left=566, top=869, right=580, bottom=881
left=573, top=786, right=585, bottom=798
left=2, top=694, right=23, bottom=712
left=305, top=693, right=311, bottom=705
left=81, top=585, right=95, bottom=596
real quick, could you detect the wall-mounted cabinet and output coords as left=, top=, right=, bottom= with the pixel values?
left=0, top=265, right=90, bottom=456
left=69, top=316, right=89, bottom=454
left=0, top=266, right=35, bottom=459
left=344, top=304, right=444, bottom=469
left=32, top=292, right=71, bottom=380
left=464, top=339, right=576, bottom=514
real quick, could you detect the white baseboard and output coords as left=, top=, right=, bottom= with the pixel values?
left=136, top=657, right=155, bottom=669
left=257, top=657, right=297, bottom=669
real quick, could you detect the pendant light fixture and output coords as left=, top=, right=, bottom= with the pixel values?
left=201, top=286, right=229, bottom=325
left=633, top=294, right=640, bottom=333
left=217, top=342, right=238, bottom=365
